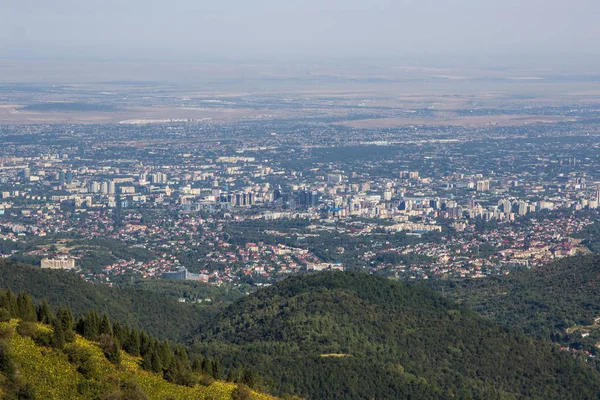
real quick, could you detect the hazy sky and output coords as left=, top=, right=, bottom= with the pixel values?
left=1, top=0, right=600, bottom=63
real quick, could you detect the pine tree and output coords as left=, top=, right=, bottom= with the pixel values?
left=142, top=348, right=153, bottom=371
left=5, top=290, right=18, bottom=318
left=83, top=310, right=100, bottom=341
left=157, top=340, right=172, bottom=370
left=124, top=329, right=141, bottom=356
left=212, top=359, right=222, bottom=380
left=37, top=299, right=53, bottom=324
left=99, top=313, right=112, bottom=336
left=113, top=321, right=126, bottom=344
left=191, top=355, right=204, bottom=373
left=99, top=334, right=122, bottom=366
left=140, top=331, right=152, bottom=356
left=56, top=307, right=75, bottom=343
left=16, top=293, right=36, bottom=322
left=201, top=357, right=211, bottom=375
left=52, top=320, right=65, bottom=350
left=150, top=346, right=163, bottom=373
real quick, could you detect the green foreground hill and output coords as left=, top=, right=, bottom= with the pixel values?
left=195, top=271, right=600, bottom=399
left=0, top=319, right=272, bottom=400
left=0, top=260, right=212, bottom=342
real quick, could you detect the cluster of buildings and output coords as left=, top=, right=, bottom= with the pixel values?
left=0, top=118, right=600, bottom=286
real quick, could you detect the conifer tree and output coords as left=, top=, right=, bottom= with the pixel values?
left=113, top=321, right=126, bottom=344
left=150, top=345, right=163, bottom=373
left=37, top=299, right=53, bottom=324
left=52, top=319, right=65, bottom=350
left=56, top=307, right=75, bottom=342
left=142, top=347, right=153, bottom=371
left=83, top=310, right=100, bottom=341
left=5, top=290, right=18, bottom=318
left=99, top=313, right=112, bottom=336
left=124, top=329, right=141, bottom=356
left=212, top=359, right=222, bottom=380
left=16, top=293, right=36, bottom=322
left=191, top=355, right=204, bottom=373
left=158, top=340, right=172, bottom=370
left=140, top=331, right=152, bottom=356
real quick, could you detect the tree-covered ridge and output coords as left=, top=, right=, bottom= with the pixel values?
left=428, top=255, right=600, bottom=355
left=0, top=290, right=273, bottom=400
left=0, top=260, right=215, bottom=342
left=195, top=271, right=600, bottom=399
left=572, top=221, right=600, bottom=253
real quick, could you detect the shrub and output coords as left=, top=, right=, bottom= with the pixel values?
left=32, top=329, right=52, bottom=347
left=0, top=341, right=16, bottom=378
left=64, top=343, right=93, bottom=365
left=16, top=321, right=36, bottom=338
left=0, top=324, right=13, bottom=340
left=78, top=358, right=99, bottom=380
left=0, top=308, right=10, bottom=323
left=16, top=382, right=37, bottom=400
left=231, top=384, right=253, bottom=400
left=198, top=375, right=215, bottom=387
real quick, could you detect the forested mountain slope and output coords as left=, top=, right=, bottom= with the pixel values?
left=195, top=271, right=600, bottom=399
left=429, top=254, right=600, bottom=355
left=0, top=260, right=212, bottom=341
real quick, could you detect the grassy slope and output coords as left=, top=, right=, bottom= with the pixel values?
left=2, top=320, right=273, bottom=400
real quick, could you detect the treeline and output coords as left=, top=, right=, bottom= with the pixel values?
left=0, top=288, right=265, bottom=395
left=0, top=260, right=213, bottom=342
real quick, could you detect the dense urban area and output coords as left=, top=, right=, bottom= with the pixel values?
left=1, top=82, right=600, bottom=296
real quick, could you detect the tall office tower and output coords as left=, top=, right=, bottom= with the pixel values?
left=65, top=170, right=73, bottom=185
left=109, top=181, right=116, bottom=195
left=596, top=188, right=600, bottom=203
left=58, top=171, right=66, bottom=185
left=22, top=167, right=31, bottom=179
left=101, top=181, right=109, bottom=194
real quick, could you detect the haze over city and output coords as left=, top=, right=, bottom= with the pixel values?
left=1, top=0, right=600, bottom=63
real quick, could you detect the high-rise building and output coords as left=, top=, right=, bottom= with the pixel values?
left=518, top=201, right=528, bottom=216
left=65, top=171, right=73, bottom=185
left=476, top=180, right=490, bottom=192
left=498, top=199, right=512, bottom=213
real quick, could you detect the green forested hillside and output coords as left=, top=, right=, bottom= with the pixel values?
left=194, top=272, right=600, bottom=399
left=6, top=258, right=600, bottom=399
left=428, top=255, right=600, bottom=355
left=0, top=319, right=271, bottom=400
left=0, top=260, right=213, bottom=341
